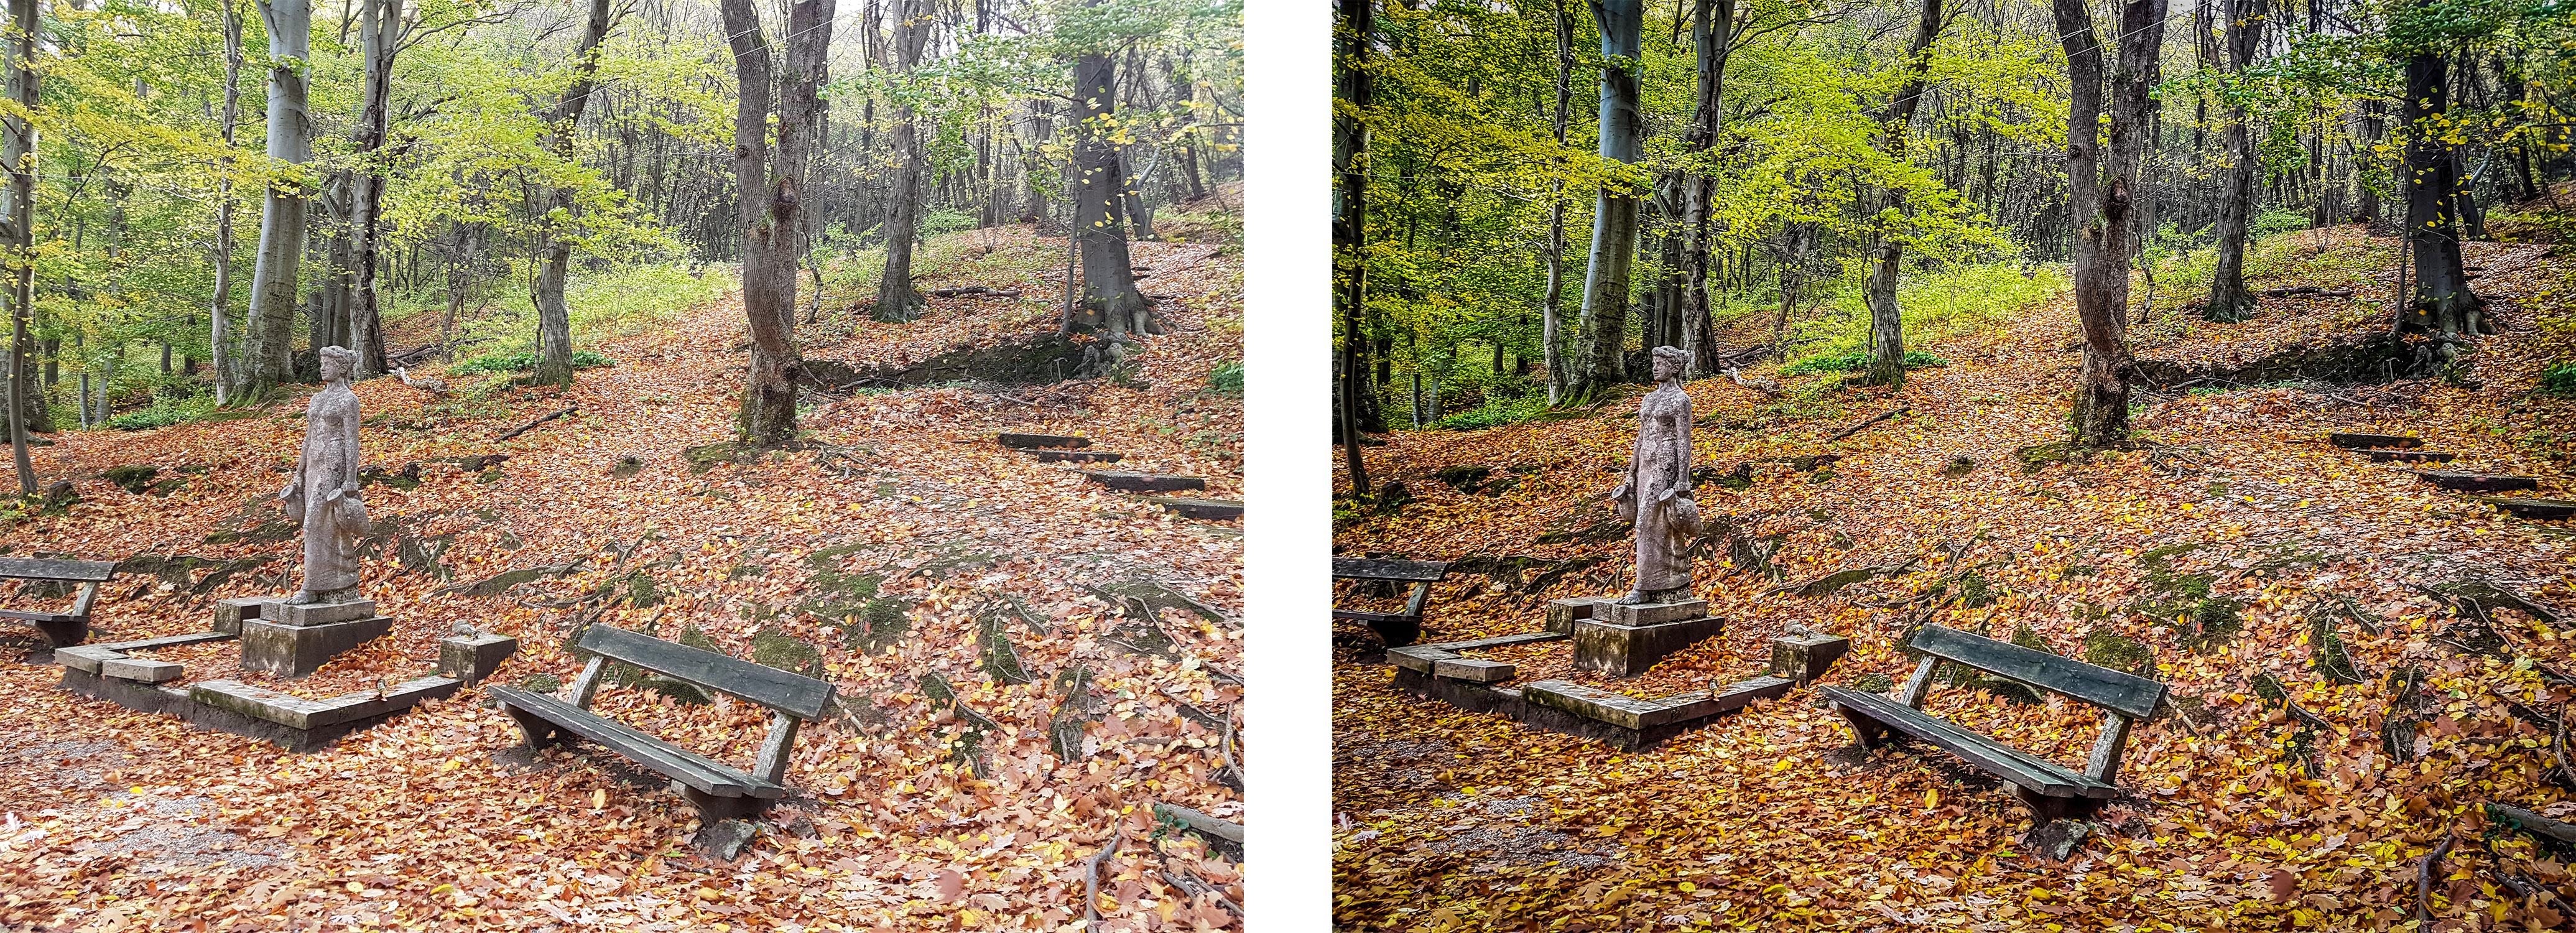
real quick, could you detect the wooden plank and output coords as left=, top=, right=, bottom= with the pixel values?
left=2328, top=432, right=2422, bottom=449
left=1330, top=609, right=1418, bottom=624
left=1330, top=557, right=1452, bottom=583
left=488, top=687, right=780, bottom=799
left=1909, top=624, right=2167, bottom=719
left=1827, top=689, right=2116, bottom=798
left=577, top=625, right=835, bottom=719
left=0, top=557, right=118, bottom=582
left=0, top=608, right=79, bottom=623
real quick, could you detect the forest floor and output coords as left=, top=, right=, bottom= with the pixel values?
left=1332, top=211, right=2576, bottom=931
left=0, top=226, right=1246, bottom=931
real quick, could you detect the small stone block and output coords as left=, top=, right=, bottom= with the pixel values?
left=101, top=657, right=184, bottom=683
left=1432, top=657, right=1516, bottom=683
left=1769, top=631, right=1851, bottom=684
left=55, top=646, right=122, bottom=674
left=214, top=596, right=282, bottom=635
left=1387, top=646, right=1459, bottom=674
left=239, top=616, right=394, bottom=679
left=1572, top=615, right=1725, bottom=678
left=438, top=633, right=519, bottom=686
left=265, top=599, right=378, bottom=627
left=1546, top=596, right=1613, bottom=635
left=1597, top=599, right=1710, bottom=628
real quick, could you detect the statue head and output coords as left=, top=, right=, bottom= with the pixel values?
left=319, top=345, right=359, bottom=384
left=1651, top=345, right=1689, bottom=383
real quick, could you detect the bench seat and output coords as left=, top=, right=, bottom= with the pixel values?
left=486, top=685, right=783, bottom=799
left=1818, top=686, right=2115, bottom=799
left=0, top=557, right=122, bottom=648
left=1332, top=557, right=1453, bottom=648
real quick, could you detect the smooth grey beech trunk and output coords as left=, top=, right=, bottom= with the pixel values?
left=873, top=0, right=931, bottom=323
left=2054, top=0, right=2166, bottom=448
left=533, top=0, right=619, bottom=388
left=343, top=0, right=396, bottom=379
left=1676, top=0, right=1734, bottom=379
left=244, top=0, right=313, bottom=396
left=1571, top=0, right=1642, bottom=401
left=1858, top=0, right=1944, bottom=389
left=5, top=0, right=34, bottom=494
left=210, top=0, right=244, bottom=404
left=720, top=0, right=833, bottom=447
left=1065, top=17, right=1152, bottom=341
left=2203, top=0, right=2264, bottom=323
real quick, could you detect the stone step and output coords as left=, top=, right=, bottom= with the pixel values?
left=2417, top=470, right=2539, bottom=493
left=1146, top=496, right=1241, bottom=520
left=1421, top=631, right=1566, bottom=652
left=996, top=432, right=1088, bottom=449
left=1019, top=448, right=1123, bottom=463
left=2363, top=450, right=2455, bottom=463
left=2476, top=498, right=2576, bottom=521
left=2330, top=432, right=2423, bottom=449
left=1083, top=471, right=1206, bottom=493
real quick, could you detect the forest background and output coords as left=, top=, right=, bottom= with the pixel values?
left=1329, top=0, right=2576, bottom=460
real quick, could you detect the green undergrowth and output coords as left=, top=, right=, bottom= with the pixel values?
left=449, top=349, right=616, bottom=376
left=1782, top=262, right=2066, bottom=369
left=445, top=263, right=731, bottom=360
left=1781, top=349, right=1950, bottom=376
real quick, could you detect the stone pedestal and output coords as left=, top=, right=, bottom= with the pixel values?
left=267, top=600, right=378, bottom=627
left=1769, top=629, right=1851, bottom=685
left=214, top=596, right=284, bottom=636
left=1570, top=598, right=1722, bottom=678
left=439, top=632, right=519, bottom=685
left=1546, top=596, right=1615, bottom=635
left=241, top=615, right=393, bottom=679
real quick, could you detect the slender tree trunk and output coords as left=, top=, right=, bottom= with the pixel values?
left=1542, top=0, right=1574, bottom=405
left=720, top=0, right=833, bottom=447
left=1335, top=0, right=1371, bottom=496
left=246, top=0, right=313, bottom=394
left=532, top=0, right=619, bottom=388
left=1065, top=11, right=1154, bottom=342
left=1571, top=0, right=1644, bottom=401
left=2205, top=0, right=2264, bottom=322
left=2055, top=0, right=2164, bottom=448
left=873, top=0, right=930, bottom=322
left=4, top=0, right=33, bottom=494
left=1858, top=0, right=1945, bottom=388
left=346, top=0, right=396, bottom=377
left=2394, top=40, right=2488, bottom=371
left=1678, top=0, right=1734, bottom=379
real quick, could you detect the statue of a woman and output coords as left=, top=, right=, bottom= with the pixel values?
left=277, top=345, right=367, bottom=605
left=1610, top=346, right=1702, bottom=605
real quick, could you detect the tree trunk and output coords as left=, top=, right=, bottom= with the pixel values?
left=245, top=0, right=312, bottom=394
left=345, top=0, right=396, bottom=378
left=720, top=0, right=833, bottom=448
left=1335, top=0, right=1371, bottom=496
left=1858, top=0, right=1945, bottom=389
left=1065, top=10, right=1154, bottom=343
left=1570, top=0, right=1643, bottom=401
left=1542, top=0, right=1574, bottom=405
left=1678, top=0, right=1734, bottom=379
left=532, top=0, right=619, bottom=388
left=2394, top=42, right=2488, bottom=371
left=2205, top=0, right=2264, bottom=322
left=873, top=0, right=930, bottom=322
left=2054, top=0, right=2164, bottom=448
left=4, top=0, right=33, bottom=494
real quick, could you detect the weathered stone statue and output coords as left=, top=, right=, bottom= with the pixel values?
left=277, top=345, right=367, bottom=605
left=1611, top=345, right=1702, bottom=604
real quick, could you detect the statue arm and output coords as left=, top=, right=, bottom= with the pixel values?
left=338, top=401, right=362, bottom=496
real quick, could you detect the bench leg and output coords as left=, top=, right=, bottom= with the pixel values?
left=1833, top=704, right=1890, bottom=751
left=32, top=618, right=86, bottom=648
left=2014, top=787, right=2103, bottom=823
left=1368, top=616, right=1420, bottom=648
left=501, top=705, right=567, bottom=751
left=680, top=786, right=771, bottom=825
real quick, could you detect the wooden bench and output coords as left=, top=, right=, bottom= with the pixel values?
left=1820, top=623, right=2167, bottom=822
left=486, top=624, right=835, bottom=824
left=1331, top=557, right=1451, bottom=648
left=0, top=557, right=120, bottom=648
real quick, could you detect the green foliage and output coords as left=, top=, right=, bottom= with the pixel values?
left=2541, top=361, right=2576, bottom=396
left=1207, top=361, right=1244, bottom=396
left=450, top=350, right=616, bottom=376
left=1782, top=349, right=1950, bottom=376
left=1783, top=264, right=2064, bottom=369
left=1434, top=392, right=1550, bottom=431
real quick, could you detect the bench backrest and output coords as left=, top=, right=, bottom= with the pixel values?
left=1331, top=557, right=1451, bottom=583
left=579, top=624, right=835, bottom=720
left=1911, top=624, right=2166, bottom=720
left=0, top=557, right=119, bottom=583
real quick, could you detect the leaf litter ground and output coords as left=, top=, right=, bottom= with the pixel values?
left=1334, top=223, right=2576, bottom=932
left=0, top=228, right=1243, bottom=932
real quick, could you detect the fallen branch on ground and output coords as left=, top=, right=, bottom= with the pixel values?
left=1825, top=407, right=1909, bottom=443
left=2417, top=830, right=2457, bottom=925
left=494, top=407, right=577, bottom=442
left=1084, top=833, right=1123, bottom=932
